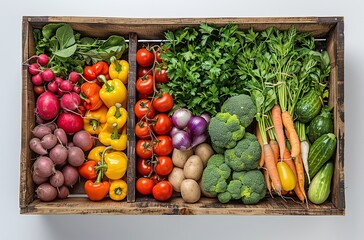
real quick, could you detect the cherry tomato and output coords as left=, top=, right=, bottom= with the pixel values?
left=152, top=92, right=174, bottom=113
left=155, top=66, right=169, bottom=83
left=136, top=158, right=153, bottom=176
left=135, top=120, right=152, bottom=139
left=136, top=139, right=153, bottom=159
left=152, top=181, right=173, bottom=201
left=153, top=135, right=173, bottom=156
left=134, top=99, right=156, bottom=119
left=136, top=177, right=155, bottom=195
left=137, top=66, right=152, bottom=78
left=33, top=85, right=45, bottom=95
left=277, top=161, right=297, bottom=191
left=136, top=74, right=154, bottom=95
left=155, top=156, right=173, bottom=176
left=152, top=113, right=173, bottom=135
left=155, top=51, right=163, bottom=63
left=150, top=173, right=167, bottom=184
left=136, top=48, right=154, bottom=67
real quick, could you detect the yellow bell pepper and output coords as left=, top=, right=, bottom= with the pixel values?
left=88, top=146, right=108, bottom=162
left=109, top=179, right=127, bottom=201
left=96, top=146, right=127, bottom=180
left=98, top=123, right=127, bottom=151
left=106, top=103, right=128, bottom=129
left=109, top=56, right=129, bottom=84
left=83, top=105, right=108, bottom=135
left=98, top=75, right=127, bottom=108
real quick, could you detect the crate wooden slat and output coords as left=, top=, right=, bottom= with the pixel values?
left=20, top=16, right=345, bottom=215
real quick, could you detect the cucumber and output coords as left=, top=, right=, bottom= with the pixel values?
left=308, top=162, right=333, bottom=204
left=295, top=89, right=322, bottom=123
left=307, top=105, right=334, bottom=143
left=308, top=133, right=337, bottom=179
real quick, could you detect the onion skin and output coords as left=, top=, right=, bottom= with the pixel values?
left=172, top=130, right=191, bottom=150
left=172, top=108, right=193, bottom=129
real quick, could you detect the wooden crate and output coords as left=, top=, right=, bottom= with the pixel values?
left=20, top=16, right=345, bottom=215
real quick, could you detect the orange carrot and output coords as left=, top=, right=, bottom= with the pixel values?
left=282, top=148, right=297, bottom=179
left=281, top=111, right=300, bottom=159
left=262, top=165, right=272, bottom=197
left=269, top=140, right=279, bottom=165
left=294, top=153, right=307, bottom=203
left=263, top=144, right=282, bottom=195
left=272, top=104, right=286, bottom=160
left=256, top=124, right=265, bottom=168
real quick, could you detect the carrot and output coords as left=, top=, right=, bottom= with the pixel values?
left=281, top=111, right=300, bottom=159
left=256, top=124, right=265, bottom=168
left=272, top=104, right=286, bottom=160
left=263, top=144, right=282, bottom=195
left=262, top=165, right=272, bottom=197
left=269, top=140, right=279, bottom=165
left=294, top=154, right=307, bottom=203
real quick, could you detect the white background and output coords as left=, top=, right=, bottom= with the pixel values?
left=1, top=0, right=362, bottom=239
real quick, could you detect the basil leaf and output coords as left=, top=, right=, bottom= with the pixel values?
left=56, top=24, right=75, bottom=49
left=54, top=44, right=77, bottom=58
left=42, top=23, right=65, bottom=39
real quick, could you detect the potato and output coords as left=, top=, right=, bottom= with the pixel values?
left=198, top=179, right=216, bottom=198
left=181, top=179, right=201, bottom=203
left=183, top=155, right=203, bottom=181
left=194, top=143, right=214, bottom=167
left=172, top=148, right=193, bottom=168
left=168, top=167, right=185, bottom=192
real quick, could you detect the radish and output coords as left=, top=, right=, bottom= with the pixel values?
left=33, top=156, right=56, bottom=178
left=60, top=92, right=81, bottom=112
left=32, top=125, right=52, bottom=139
left=68, top=71, right=80, bottom=84
left=59, top=80, right=73, bottom=92
left=57, top=185, right=69, bottom=199
left=36, top=92, right=60, bottom=121
left=49, top=170, right=64, bottom=188
left=41, top=133, right=58, bottom=150
left=55, top=77, right=64, bottom=85
left=47, top=81, right=58, bottom=93
left=41, top=68, right=55, bottom=82
left=49, top=144, right=68, bottom=165
left=57, top=89, right=65, bottom=97
left=62, top=165, right=79, bottom=188
left=73, top=85, right=81, bottom=94
left=36, top=183, right=57, bottom=202
left=72, top=130, right=94, bottom=152
left=67, top=146, right=85, bottom=167
left=31, top=73, right=44, bottom=86
left=37, top=53, right=49, bottom=66
left=29, top=137, right=48, bottom=155
left=54, top=128, right=68, bottom=146
left=28, top=63, right=41, bottom=75
left=57, top=112, right=83, bottom=134
left=32, top=171, right=48, bottom=185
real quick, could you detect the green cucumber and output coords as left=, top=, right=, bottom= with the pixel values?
left=295, top=89, right=322, bottom=123
left=308, top=133, right=337, bottom=179
left=307, top=105, right=334, bottom=143
left=308, top=162, right=333, bottom=204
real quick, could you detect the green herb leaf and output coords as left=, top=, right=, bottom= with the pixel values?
left=56, top=24, right=75, bottom=49
left=42, top=23, right=65, bottom=39
left=53, top=44, right=77, bottom=58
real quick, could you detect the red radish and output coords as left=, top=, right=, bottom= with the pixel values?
left=49, top=170, right=64, bottom=188
left=32, top=124, right=52, bottom=139
left=41, top=68, right=55, bottom=82
left=57, top=185, right=69, bottom=199
left=60, top=92, right=81, bottom=111
left=73, top=85, right=81, bottom=94
left=47, top=81, right=58, bottom=93
left=67, top=146, right=85, bottom=167
left=28, top=63, right=41, bottom=75
left=55, top=77, right=63, bottom=85
left=62, top=165, right=79, bottom=187
left=36, top=183, right=58, bottom=202
left=31, top=73, right=44, bottom=85
left=36, top=92, right=60, bottom=121
left=72, top=130, right=94, bottom=152
left=34, top=86, right=45, bottom=95
left=33, top=156, right=56, bottom=178
left=37, top=53, right=49, bottom=66
left=32, top=171, right=48, bottom=185
left=59, top=80, right=73, bottom=92
left=54, top=128, right=68, bottom=146
left=57, top=112, right=83, bottom=134
left=41, top=133, right=58, bottom=149
left=46, top=122, right=57, bottom=132
left=57, top=89, right=65, bottom=97
left=68, top=71, right=80, bottom=83
left=49, top=144, right=68, bottom=165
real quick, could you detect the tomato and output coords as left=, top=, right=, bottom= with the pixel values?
left=152, top=181, right=173, bottom=201
left=33, top=85, right=45, bottom=95
left=134, top=99, right=156, bottom=119
left=155, top=156, right=173, bottom=176
left=153, top=135, right=173, bottom=156
left=136, top=48, right=154, bottom=67
left=136, top=177, right=155, bottom=195
left=137, top=66, right=152, bottom=78
left=277, top=161, right=297, bottom=191
left=136, top=74, right=154, bottom=95
left=155, top=66, right=169, bottom=83
left=150, top=173, right=166, bottom=184
left=136, top=139, right=153, bottom=159
left=135, top=120, right=152, bottom=139
left=152, top=113, right=173, bottom=135
left=136, top=158, right=153, bottom=176
left=152, top=92, right=174, bottom=113
left=155, top=50, right=163, bottom=63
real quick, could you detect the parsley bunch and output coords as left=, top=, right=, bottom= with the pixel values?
left=160, top=24, right=247, bottom=116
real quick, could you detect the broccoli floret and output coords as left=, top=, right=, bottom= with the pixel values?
left=232, top=170, right=267, bottom=204
left=221, top=94, right=256, bottom=128
left=217, top=179, right=243, bottom=203
left=201, top=154, right=231, bottom=195
left=224, top=132, right=261, bottom=171
left=208, top=112, right=245, bottom=149
left=217, top=191, right=232, bottom=203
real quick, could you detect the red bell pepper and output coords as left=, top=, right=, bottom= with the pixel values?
left=78, top=161, right=98, bottom=180
left=80, top=82, right=103, bottom=111
left=83, top=61, right=110, bottom=81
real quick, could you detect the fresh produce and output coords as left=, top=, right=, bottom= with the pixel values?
left=308, top=133, right=337, bottom=179
left=171, top=148, right=194, bottom=168
left=72, top=130, right=94, bottom=152
left=49, top=170, right=65, bottom=188
left=98, top=124, right=127, bottom=151
left=180, top=179, right=201, bottom=203
left=67, top=146, right=85, bottom=167
left=33, top=156, right=56, bottom=178
left=295, top=89, right=323, bottom=123
left=83, top=105, right=108, bottom=135
left=308, top=162, right=333, bottom=204
left=152, top=181, right=173, bottom=201
left=167, top=167, right=185, bottom=192
left=307, top=106, right=334, bottom=143
left=35, top=92, right=60, bottom=121
left=194, top=143, right=214, bottom=167
left=57, top=112, right=84, bottom=134
left=105, top=103, right=128, bottom=129
left=109, top=56, right=129, bottom=84
left=277, top=161, right=296, bottom=192
left=98, top=75, right=128, bottom=108
left=136, top=48, right=154, bottom=67
left=136, top=177, right=155, bottom=195
left=29, top=138, right=48, bottom=155
left=36, top=183, right=58, bottom=202
left=49, top=144, right=68, bottom=165
left=109, top=179, right=128, bottom=201
left=155, top=156, right=173, bottom=176
left=62, top=165, right=79, bottom=187
left=83, top=61, right=109, bottom=81
left=80, top=81, right=103, bottom=111
left=183, top=155, right=204, bottom=181
left=32, top=124, right=52, bottom=139
left=84, top=179, right=110, bottom=201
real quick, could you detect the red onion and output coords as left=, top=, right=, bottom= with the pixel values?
left=169, top=126, right=181, bottom=137
left=187, top=116, right=208, bottom=136
left=200, top=113, right=211, bottom=124
left=171, top=108, right=192, bottom=129
left=172, top=130, right=191, bottom=150
left=190, top=133, right=207, bottom=148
